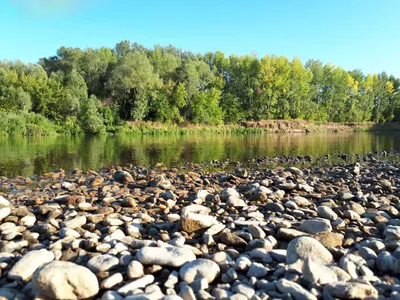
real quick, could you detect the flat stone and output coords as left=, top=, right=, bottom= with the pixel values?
left=136, top=246, right=196, bottom=267
left=312, top=232, right=344, bottom=248
left=226, top=197, right=247, bottom=207
left=87, top=254, right=119, bottom=273
left=287, top=236, right=333, bottom=265
left=277, top=278, right=317, bottom=300
left=8, top=249, right=54, bottom=281
left=277, top=228, right=309, bottom=240
left=247, top=262, right=268, bottom=277
left=219, top=232, right=248, bottom=247
left=117, top=275, right=154, bottom=295
left=323, top=282, right=378, bottom=299
left=299, top=218, right=332, bottom=234
left=62, top=216, right=87, bottom=229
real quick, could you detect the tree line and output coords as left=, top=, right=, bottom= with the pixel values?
left=1, top=40, right=399, bottom=134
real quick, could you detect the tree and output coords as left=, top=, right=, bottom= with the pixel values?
left=107, top=51, right=162, bottom=120
left=150, top=80, right=186, bottom=123
left=79, top=95, right=105, bottom=134
left=190, top=88, right=223, bottom=124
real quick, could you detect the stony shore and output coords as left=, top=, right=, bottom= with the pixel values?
left=0, top=156, right=400, bottom=299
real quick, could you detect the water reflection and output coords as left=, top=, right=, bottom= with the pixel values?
left=0, top=132, right=399, bottom=177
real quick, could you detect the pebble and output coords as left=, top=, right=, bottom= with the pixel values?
left=323, top=282, right=378, bottom=299
left=87, top=254, right=119, bottom=273
left=276, top=278, right=317, bottom=300
left=117, top=275, right=155, bottom=295
left=127, top=260, right=145, bottom=279
left=8, top=249, right=54, bottom=281
left=287, top=236, right=333, bottom=265
left=299, top=218, right=332, bottom=234
left=0, top=158, right=399, bottom=299
left=179, top=259, right=220, bottom=284
left=136, top=246, right=196, bottom=267
left=32, top=261, right=99, bottom=300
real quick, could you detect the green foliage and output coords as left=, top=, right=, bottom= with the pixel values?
left=0, top=111, right=58, bottom=136
left=107, top=51, right=161, bottom=121
left=190, top=88, right=224, bottom=124
left=1, top=41, right=400, bottom=136
left=79, top=95, right=105, bottom=134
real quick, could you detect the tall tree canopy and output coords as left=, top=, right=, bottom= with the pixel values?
left=1, top=41, right=399, bottom=135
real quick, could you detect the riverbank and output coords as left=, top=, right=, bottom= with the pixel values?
left=84, top=120, right=400, bottom=135
left=0, top=155, right=400, bottom=299
left=2, top=112, right=400, bottom=137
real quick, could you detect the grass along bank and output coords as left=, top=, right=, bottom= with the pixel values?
left=1, top=113, right=400, bottom=137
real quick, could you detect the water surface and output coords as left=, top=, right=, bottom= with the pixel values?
left=0, top=132, right=399, bottom=177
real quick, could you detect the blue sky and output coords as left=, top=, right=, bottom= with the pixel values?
left=1, top=0, right=399, bottom=76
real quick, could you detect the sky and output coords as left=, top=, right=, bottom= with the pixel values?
left=1, top=0, right=399, bottom=76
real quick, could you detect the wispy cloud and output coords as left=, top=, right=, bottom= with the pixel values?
left=10, top=0, right=92, bottom=17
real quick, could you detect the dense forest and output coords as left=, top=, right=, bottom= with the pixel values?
left=1, top=41, right=399, bottom=135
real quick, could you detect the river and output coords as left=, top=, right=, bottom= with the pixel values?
left=0, top=131, right=399, bottom=177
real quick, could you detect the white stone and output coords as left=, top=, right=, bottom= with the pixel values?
left=32, top=261, right=99, bottom=300
left=0, top=196, right=10, bottom=207
left=127, top=260, right=144, bottom=279
left=136, top=246, right=196, bottom=267
left=179, top=259, right=220, bottom=284
left=59, top=227, right=81, bottom=238
left=100, top=273, right=123, bottom=289
left=8, top=249, right=54, bottom=281
left=62, top=215, right=86, bottom=228
left=20, top=215, right=36, bottom=227
left=117, top=275, right=154, bottom=295
left=0, top=207, right=11, bottom=221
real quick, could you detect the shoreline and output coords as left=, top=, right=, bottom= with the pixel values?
left=0, top=156, right=399, bottom=298
left=1, top=120, right=400, bottom=137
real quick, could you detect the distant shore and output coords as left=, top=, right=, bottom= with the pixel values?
left=1, top=115, right=400, bottom=136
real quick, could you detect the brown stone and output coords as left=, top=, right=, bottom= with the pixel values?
left=312, top=232, right=344, bottom=248
left=218, top=232, right=248, bottom=247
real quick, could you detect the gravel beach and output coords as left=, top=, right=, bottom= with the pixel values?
left=0, top=156, right=399, bottom=299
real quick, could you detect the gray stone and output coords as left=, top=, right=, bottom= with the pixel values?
left=376, top=251, right=396, bottom=273
left=233, top=284, right=255, bottom=298
left=323, top=282, right=378, bottom=299
left=299, top=218, right=332, bottom=234
left=101, top=291, right=123, bottom=300
left=87, top=254, right=119, bottom=273
left=317, top=206, right=337, bottom=221
left=247, top=262, right=268, bottom=277
left=277, top=278, right=317, bottom=300
left=287, top=236, right=333, bottom=265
